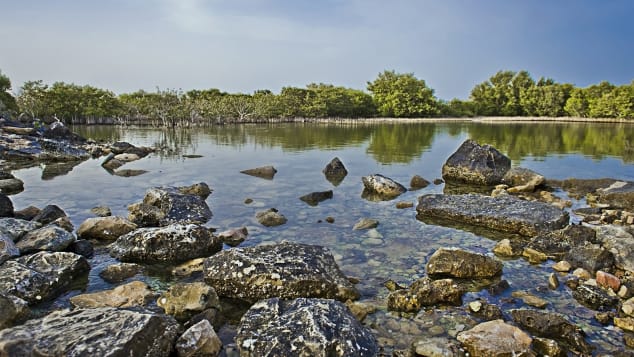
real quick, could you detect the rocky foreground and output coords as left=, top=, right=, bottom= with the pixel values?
left=2, top=122, right=634, bottom=356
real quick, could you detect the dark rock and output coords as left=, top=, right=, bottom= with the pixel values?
left=487, top=279, right=510, bottom=296
left=433, top=178, right=444, bottom=185
left=110, top=141, right=135, bottom=154
left=410, top=175, right=430, bottom=190
left=502, top=167, right=545, bottom=192
left=467, top=300, right=504, bottom=321
left=32, top=204, right=66, bottom=225
left=236, top=297, right=378, bottom=357
left=113, top=169, right=148, bottom=177
left=67, top=239, right=94, bottom=258
left=0, top=177, right=24, bottom=195
left=416, top=193, right=569, bottom=237
left=323, top=157, right=348, bottom=186
left=0, top=233, right=20, bottom=264
left=77, top=216, right=137, bottom=241
left=218, top=226, right=248, bottom=247
left=572, top=284, right=619, bottom=311
left=457, top=320, right=533, bottom=357
left=127, top=186, right=212, bottom=227
left=565, top=245, right=615, bottom=273
left=41, top=161, right=81, bottom=180
left=532, top=337, right=566, bottom=357
left=255, top=208, right=287, bottom=227
left=50, top=216, right=74, bottom=232
left=597, top=181, right=634, bottom=210
left=178, top=182, right=212, bottom=200
left=426, top=247, right=503, bottom=279
left=90, top=205, right=112, bottom=217
left=110, top=223, right=222, bottom=264
left=240, top=165, right=277, bottom=180
left=299, top=190, right=333, bottom=206
left=15, top=225, right=76, bottom=254
left=441, top=139, right=511, bottom=186
left=525, top=225, right=596, bottom=259
left=203, top=241, right=359, bottom=302
left=13, top=205, right=40, bottom=220
left=41, top=122, right=86, bottom=144
left=0, top=293, right=29, bottom=330
left=387, top=277, right=464, bottom=312
left=99, top=262, right=143, bottom=283
left=510, top=309, right=593, bottom=355
left=554, top=178, right=618, bottom=199
left=361, top=174, right=406, bottom=200
left=0, top=193, right=13, bottom=217
left=0, top=307, right=180, bottom=356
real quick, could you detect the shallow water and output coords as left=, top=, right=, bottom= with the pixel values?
left=9, top=121, right=634, bottom=353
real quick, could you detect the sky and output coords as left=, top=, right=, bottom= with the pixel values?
left=1, top=0, right=632, bottom=100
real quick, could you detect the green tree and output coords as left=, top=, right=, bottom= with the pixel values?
left=367, top=70, right=438, bottom=117
left=0, top=70, right=18, bottom=117
left=470, top=70, right=534, bottom=116
left=17, top=80, right=49, bottom=120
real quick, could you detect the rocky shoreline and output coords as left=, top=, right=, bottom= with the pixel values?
left=1, top=120, right=634, bottom=356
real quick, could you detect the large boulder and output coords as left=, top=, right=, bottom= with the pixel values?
left=426, top=247, right=503, bottom=279
left=0, top=193, right=13, bottom=217
left=203, top=241, right=359, bottom=302
left=14, top=225, right=76, bottom=254
left=387, top=277, right=464, bottom=312
left=457, top=319, right=532, bottom=357
left=596, top=180, right=634, bottom=210
left=0, top=293, right=29, bottom=330
left=157, top=282, right=220, bottom=322
left=127, top=186, right=212, bottom=227
left=361, top=174, right=406, bottom=200
left=236, top=297, right=378, bottom=357
left=77, top=216, right=137, bottom=241
left=0, top=218, right=41, bottom=242
left=110, top=224, right=222, bottom=264
left=0, top=233, right=19, bottom=264
left=442, top=139, right=511, bottom=186
left=323, top=157, right=348, bottom=186
left=416, top=194, right=569, bottom=237
left=0, top=307, right=180, bottom=356
left=70, top=280, right=155, bottom=308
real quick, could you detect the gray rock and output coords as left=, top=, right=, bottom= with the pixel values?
left=99, top=262, right=143, bottom=283
left=416, top=194, right=569, bottom=237
left=157, top=282, right=220, bottom=322
left=387, top=277, right=464, bottom=312
left=255, top=208, right=287, bottom=227
left=0, top=233, right=19, bottom=264
left=0, top=307, right=180, bottom=356
left=323, top=157, right=348, bottom=186
left=565, top=245, right=615, bottom=274
left=525, top=224, right=596, bottom=259
left=240, top=165, right=277, bottom=180
left=110, top=224, right=222, bottom=264
left=218, top=227, right=248, bottom=247
left=457, top=319, right=532, bottom=357
left=77, top=216, right=138, bottom=241
left=595, top=225, right=634, bottom=273
left=596, top=180, right=634, bottom=210
left=353, top=218, right=379, bottom=230
left=178, top=182, right=212, bottom=200
left=299, top=190, right=333, bottom=206
left=203, top=241, right=359, bottom=302
left=426, top=247, right=503, bottom=278
left=410, top=175, right=430, bottom=190
left=127, top=186, right=212, bottom=227
left=236, top=297, right=378, bottom=357
left=0, top=178, right=24, bottom=195
left=441, top=139, right=511, bottom=186
left=15, top=225, right=76, bottom=254
left=31, top=204, right=67, bottom=225
left=361, top=174, right=406, bottom=200
left=0, top=193, right=13, bottom=217
left=90, top=205, right=112, bottom=217
left=572, top=284, right=619, bottom=311
left=176, top=319, right=222, bottom=357
left=67, top=239, right=94, bottom=258
left=502, top=167, right=545, bottom=193
left=0, top=293, right=29, bottom=330
left=411, top=336, right=464, bottom=357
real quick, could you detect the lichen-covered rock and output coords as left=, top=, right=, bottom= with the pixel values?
left=99, top=262, right=143, bottom=283
left=0, top=293, right=29, bottom=330
left=236, top=297, right=378, bottom=357
left=176, top=320, right=222, bottom=357
left=110, top=224, right=222, bottom=264
left=90, top=205, right=112, bottom=217
left=323, top=157, right=348, bottom=186
left=596, top=180, right=634, bottom=211
left=157, top=282, right=220, bottom=322
left=525, top=225, right=596, bottom=260
left=299, top=190, right=333, bottom=206
left=387, top=277, right=464, bottom=312
left=32, top=204, right=67, bottom=225
left=0, top=307, right=180, bottom=356
left=70, top=280, right=154, bottom=308
left=127, top=186, right=212, bottom=227
left=457, top=319, right=532, bottom=357
left=203, top=242, right=359, bottom=302
left=0, top=193, right=13, bottom=217
left=77, top=216, right=138, bottom=241
left=594, top=225, right=634, bottom=273
left=502, top=167, right=545, bottom=193
left=0, top=217, right=41, bottom=242
left=426, top=248, right=503, bottom=278
left=361, top=174, right=406, bottom=200
left=416, top=194, right=569, bottom=237
left=15, top=225, right=75, bottom=254
left=572, top=284, right=619, bottom=311
left=442, top=139, right=511, bottom=186
left=255, top=208, right=287, bottom=227
left=240, top=165, right=277, bottom=180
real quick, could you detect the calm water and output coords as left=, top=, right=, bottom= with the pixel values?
left=10, top=121, right=634, bottom=353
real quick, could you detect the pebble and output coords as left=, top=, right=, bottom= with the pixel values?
left=573, top=268, right=592, bottom=280
left=552, top=260, right=572, bottom=272
left=428, top=325, right=444, bottom=336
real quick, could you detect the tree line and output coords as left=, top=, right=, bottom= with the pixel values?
left=0, top=69, right=632, bottom=126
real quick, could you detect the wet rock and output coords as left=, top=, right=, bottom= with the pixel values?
left=615, top=317, right=634, bottom=332
left=172, top=258, right=205, bottom=277
left=525, top=224, right=596, bottom=260
left=13, top=205, right=40, bottom=220
left=572, top=284, right=619, bottom=310
left=553, top=260, right=572, bottom=272
left=68, top=239, right=94, bottom=258
left=345, top=301, right=377, bottom=322
left=0, top=233, right=19, bottom=264
left=255, top=208, right=287, bottom=227
left=361, top=174, right=407, bottom=199
left=0, top=307, right=180, bottom=356
left=128, top=186, right=212, bottom=227
left=441, top=139, right=511, bottom=186
left=426, top=248, right=503, bottom=279
left=70, top=280, right=154, bottom=308
left=595, top=225, right=634, bottom=273
left=493, top=238, right=525, bottom=257
left=597, top=180, right=634, bottom=210
left=42, top=122, right=86, bottom=144
left=110, top=223, right=222, bottom=264
left=77, top=216, right=137, bottom=241
left=0, top=218, right=39, bottom=242
left=323, top=157, right=348, bottom=186
left=114, top=153, right=140, bottom=162
left=572, top=268, right=592, bottom=280
left=456, top=319, right=532, bottom=357
left=176, top=319, right=222, bottom=357
left=510, top=309, right=593, bottom=354
left=411, top=336, right=464, bottom=357
left=396, top=201, right=414, bottom=209
left=218, top=227, right=248, bottom=247
left=203, top=241, right=359, bottom=302
left=109, top=141, right=134, bottom=154
left=532, top=337, right=566, bottom=357
left=31, top=204, right=66, bottom=225
left=512, top=291, right=549, bottom=308
left=353, top=218, right=379, bottom=230
left=387, top=277, right=464, bottom=312
left=596, top=270, right=621, bottom=291
left=0, top=176, right=24, bottom=195
left=487, top=279, right=511, bottom=296
left=15, top=225, right=75, bottom=254
left=522, top=247, right=548, bottom=264
left=553, top=177, right=618, bottom=199
left=157, top=282, right=220, bottom=322
left=240, top=165, right=277, bottom=180
left=548, top=273, right=560, bottom=289
left=178, top=182, right=212, bottom=200
left=51, top=215, right=74, bottom=232
left=90, top=205, right=112, bottom=217
left=467, top=300, right=503, bottom=321
left=502, top=167, right=545, bottom=193
left=417, top=194, right=569, bottom=237
left=0, top=193, right=13, bottom=217
left=99, top=262, right=143, bottom=283
left=0, top=293, right=29, bottom=330
left=299, top=190, right=333, bottom=206
left=410, top=175, right=430, bottom=190
left=236, top=297, right=378, bottom=357
left=565, top=245, right=615, bottom=273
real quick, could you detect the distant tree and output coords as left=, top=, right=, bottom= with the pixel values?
left=17, top=80, right=49, bottom=120
left=520, top=83, right=573, bottom=117
left=438, top=98, right=476, bottom=117
left=564, top=81, right=617, bottom=118
left=0, top=70, right=18, bottom=117
left=470, top=70, right=534, bottom=116
left=367, top=70, right=438, bottom=117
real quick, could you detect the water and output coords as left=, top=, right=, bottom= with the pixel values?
left=8, top=121, right=634, bottom=353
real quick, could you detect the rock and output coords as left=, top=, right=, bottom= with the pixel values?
left=410, top=175, right=430, bottom=190
left=456, top=320, right=532, bottom=357
left=0, top=218, right=40, bottom=242
left=502, top=167, right=545, bottom=193
left=525, top=224, right=596, bottom=260
left=522, top=247, right=548, bottom=264
left=510, top=309, right=593, bottom=354
left=299, top=190, right=333, bottom=206
left=411, top=336, right=464, bottom=357
left=13, top=205, right=40, bottom=220
left=0, top=193, right=13, bottom=217
left=552, top=260, right=572, bottom=272
left=0, top=233, right=19, bottom=264
left=512, top=291, right=549, bottom=308
left=240, top=165, right=277, bottom=180
left=597, top=180, right=634, bottom=210
left=68, top=239, right=94, bottom=258
left=467, top=300, right=504, bottom=321
left=361, top=174, right=406, bottom=199
left=596, top=270, right=620, bottom=291
left=0, top=307, right=180, bottom=356
left=114, top=153, right=140, bottom=162
left=548, top=273, right=560, bottom=289
left=441, top=139, right=511, bottom=186
left=77, top=216, right=137, bottom=241
left=172, top=258, right=205, bottom=277
left=623, top=297, right=634, bottom=317
left=396, top=201, right=414, bottom=209
left=353, top=218, right=379, bottom=230
left=31, top=204, right=66, bottom=225
left=387, top=277, right=464, bottom=312
left=572, top=284, right=619, bottom=310
left=0, top=293, right=29, bottom=330
left=15, top=225, right=76, bottom=254
left=42, top=122, right=86, bottom=144
left=90, top=205, right=112, bottom=217
left=487, top=279, right=510, bottom=296
left=203, top=241, right=359, bottom=302
left=99, top=262, right=143, bottom=283
left=109, top=141, right=135, bottom=154
left=218, top=227, right=248, bottom=247
left=614, top=317, right=634, bottom=332
left=572, top=268, right=592, bottom=280
left=157, top=282, right=220, bottom=322
left=255, top=208, right=287, bottom=227
left=345, top=301, right=377, bottom=322
left=70, top=280, right=154, bottom=308
left=594, top=311, right=614, bottom=325
left=595, top=225, right=634, bottom=273
left=426, top=248, right=503, bottom=279
left=416, top=194, right=569, bottom=237
left=51, top=216, right=74, bottom=232
left=128, top=185, right=212, bottom=227
left=110, top=223, right=222, bottom=264
left=236, top=297, right=378, bottom=357
left=493, top=238, right=524, bottom=257
left=532, top=337, right=566, bottom=357
left=178, top=182, right=212, bottom=200
left=176, top=320, right=222, bottom=357
left=322, top=157, right=348, bottom=186
left=0, top=177, right=24, bottom=195
left=565, top=245, right=615, bottom=273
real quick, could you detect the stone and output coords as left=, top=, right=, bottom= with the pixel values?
left=623, top=297, right=634, bottom=317
left=572, top=268, right=592, bottom=280
left=441, top=139, right=511, bottom=186
left=0, top=233, right=19, bottom=264
left=525, top=224, right=596, bottom=260
left=77, top=216, right=137, bottom=241
left=127, top=186, right=212, bottom=227
left=99, top=262, right=143, bottom=283
left=0, top=293, right=29, bottom=330
left=114, top=153, right=140, bottom=162
left=572, top=284, right=619, bottom=310
left=426, top=247, right=503, bottom=279
left=345, top=301, right=377, bottom=322
left=361, top=174, right=407, bottom=199
left=15, top=225, right=76, bottom=254
left=0, top=178, right=24, bottom=195
left=412, top=336, right=464, bottom=357
left=594, top=225, right=634, bottom=273
left=322, top=157, right=348, bottom=185
left=178, top=182, right=212, bottom=200
left=353, top=218, right=379, bottom=230
left=299, top=190, right=333, bottom=206
left=70, top=280, right=154, bottom=308
left=157, top=282, right=220, bottom=322
left=203, top=241, right=359, bottom=302
left=467, top=300, right=504, bottom=321
left=395, top=201, right=414, bottom=209
left=31, top=204, right=66, bottom=225
left=456, top=320, right=532, bottom=357
left=410, top=175, right=430, bottom=189
left=217, top=226, right=248, bottom=247
left=0, top=307, right=180, bottom=356
left=553, top=260, right=572, bottom=272
left=236, top=297, right=378, bottom=357
left=0, top=193, right=13, bottom=217
left=387, top=277, right=464, bottom=312
left=176, top=320, right=222, bottom=357
left=112, top=169, right=148, bottom=178
left=596, top=180, right=634, bottom=211
left=51, top=216, right=74, bottom=232
left=13, top=205, right=40, bottom=220
left=502, top=167, right=545, bottom=193
left=67, top=239, right=94, bottom=258
left=548, top=273, right=560, bottom=289
left=255, top=208, right=287, bottom=227
left=493, top=238, right=524, bottom=257
left=416, top=194, right=569, bottom=237
left=522, top=247, right=548, bottom=264
left=532, top=337, right=566, bottom=357
left=565, top=245, right=615, bottom=273
left=172, top=258, right=205, bottom=277
left=240, top=165, right=277, bottom=180
left=615, top=317, right=634, bottom=332
left=596, top=270, right=620, bottom=291
left=90, top=205, right=112, bottom=217
left=512, top=291, right=549, bottom=308
left=110, top=223, right=222, bottom=264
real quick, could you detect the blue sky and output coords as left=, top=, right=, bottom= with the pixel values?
left=1, top=0, right=632, bottom=99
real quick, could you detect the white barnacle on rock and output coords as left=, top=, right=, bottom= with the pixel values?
left=271, top=273, right=281, bottom=280
left=243, top=265, right=256, bottom=275
left=242, top=338, right=257, bottom=349
left=233, top=260, right=244, bottom=267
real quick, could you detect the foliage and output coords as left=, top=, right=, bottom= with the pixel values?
left=0, top=70, right=18, bottom=117
left=367, top=70, right=439, bottom=117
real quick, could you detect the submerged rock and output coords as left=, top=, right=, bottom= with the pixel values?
left=236, top=297, right=378, bottom=357
left=361, top=174, right=407, bottom=200
left=387, top=277, right=464, bottom=312
left=353, top=218, right=379, bottom=230
left=441, top=139, right=511, bottom=186
left=255, top=208, right=287, bottom=227
left=127, top=185, right=212, bottom=227
left=299, top=190, right=333, bottom=206
left=203, top=241, right=359, bottom=302
left=218, top=227, right=248, bottom=247
left=457, top=319, right=532, bottom=357
left=77, top=216, right=137, bottom=241
left=416, top=193, right=569, bottom=237
left=323, top=157, right=348, bottom=186
left=70, top=280, right=155, bottom=308
left=426, top=247, right=503, bottom=279
left=99, top=262, right=143, bottom=283
left=240, top=165, right=277, bottom=180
